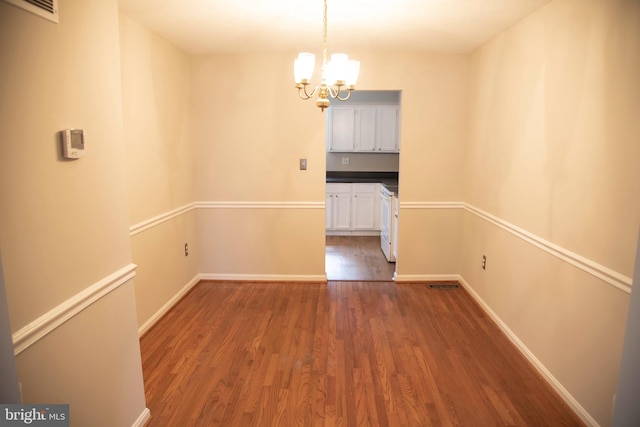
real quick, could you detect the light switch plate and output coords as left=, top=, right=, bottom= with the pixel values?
left=299, top=158, right=307, bottom=170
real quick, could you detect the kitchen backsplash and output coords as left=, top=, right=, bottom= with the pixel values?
left=326, top=152, right=399, bottom=172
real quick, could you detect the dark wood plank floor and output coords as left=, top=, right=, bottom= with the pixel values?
left=326, top=236, right=396, bottom=281
left=140, top=281, right=584, bottom=426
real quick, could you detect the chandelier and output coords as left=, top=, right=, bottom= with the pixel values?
left=294, top=0, right=360, bottom=112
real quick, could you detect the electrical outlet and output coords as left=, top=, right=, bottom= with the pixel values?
left=482, top=255, right=486, bottom=270
left=184, top=243, right=189, bottom=257
left=299, top=158, right=307, bottom=170
left=341, top=157, right=349, bottom=165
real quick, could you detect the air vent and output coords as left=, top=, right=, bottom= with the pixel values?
left=428, top=283, right=459, bottom=290
left=3, top=0, right=58, bottom=23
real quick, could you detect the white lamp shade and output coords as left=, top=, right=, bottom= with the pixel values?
left=329, top=53, right=349, bottom=82
left=322, top=61, right=335, bottom=86
left=345, top=60, right=360, bottom=86
left=294, top=52, right=315, bottom=83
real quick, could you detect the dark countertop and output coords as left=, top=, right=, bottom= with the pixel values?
left=326, top=171, right=399, bottom=196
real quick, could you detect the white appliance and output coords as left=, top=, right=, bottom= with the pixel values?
left=380, top=185, right=396, bottom=262
left=393, top=197, right=399, bottom=261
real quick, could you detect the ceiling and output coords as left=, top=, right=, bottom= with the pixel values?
left=117, top=0, right=550, bottom=55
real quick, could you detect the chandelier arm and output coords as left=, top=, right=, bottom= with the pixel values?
left=334, top=88, right=353, bottom=101
left=306, top=84, right=320, bottom=99
left=298, top=84, right=319, bottom=100
left=297, top=89, right=312, bottom=100
left=327, top=84, right=352, bottom=101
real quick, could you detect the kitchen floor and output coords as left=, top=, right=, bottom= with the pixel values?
left=325, top=236, right=396, bottom=281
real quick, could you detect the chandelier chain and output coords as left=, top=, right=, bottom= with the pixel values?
left=322, top=0, right=328, bottom=68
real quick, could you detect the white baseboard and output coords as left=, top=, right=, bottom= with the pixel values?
left=456, top=275, right=598, bottom=427
left=138, top=274, right=200, bottom=337
left=131, top=408, right=150, bottom=427
left=199, top=273, right=327, bottom=282
left=394, top=274, right=460, bottom=283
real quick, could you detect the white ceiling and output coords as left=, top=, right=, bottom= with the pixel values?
left=118, top=0, right=550, bottom=55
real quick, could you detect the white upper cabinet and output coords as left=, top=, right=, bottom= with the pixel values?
left=329, top=107, right=356, bottom=152
left=376, top=107, right=400, bottom=152
left=328, top=105, right=400, bottom=153
left=354, top=107, right=377, bottom=151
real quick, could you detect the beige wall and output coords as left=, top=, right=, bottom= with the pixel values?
left=119, top=15, right=199, bottom=328
left=0, top=1, right=147, bottom=425
left=466, top=0, right=639, bottom=274
left=16, top=283, right=146, bottom=426
left=120, top=14, right=194, bottom=224
left=2, top=0, right=636, bottom=425
left=371, top=53, right=469, bottom=278
left=190, top=53, right=328, bottom=278
left=0, top=2, right=132, bottom=329
left=191, top=53, right=327, bottom=203
left=462, top=0, right=640, bottom=424
left=190, top=52, right=468, bottom=279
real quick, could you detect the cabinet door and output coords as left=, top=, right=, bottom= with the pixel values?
left=326, top=183, right=351, bottom=230
left=351, top=183, right=376, bottom=230
left=328, top=107, right=355, bottom=152
left=377, top=107, right=399, bottom=152
left=326, top=192, right=334, bottom=229
left=333, top=192, right=352, bottom=230
left=355, top=107, right=376, bottom=151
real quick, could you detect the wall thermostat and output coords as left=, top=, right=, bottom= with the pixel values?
left=61, top=129, right=85, bottom=159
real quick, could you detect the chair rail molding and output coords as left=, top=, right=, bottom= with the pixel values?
left=12, top=263, right=137, bottom=355
left=397, top=201, right=632, bottom=294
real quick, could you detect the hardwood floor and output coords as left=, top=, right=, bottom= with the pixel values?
left=140, top=281, right=584, bottom=426
left=326, top=236, right=396, bottom=281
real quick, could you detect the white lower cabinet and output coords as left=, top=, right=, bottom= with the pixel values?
left=351, top=183, right=377, bottom=230
left=326, top=183, right=380, bottom=235
left=326, top=183, right=351, bottom=230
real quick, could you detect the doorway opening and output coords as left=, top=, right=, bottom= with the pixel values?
left=324, top=90, right=401, bottom=281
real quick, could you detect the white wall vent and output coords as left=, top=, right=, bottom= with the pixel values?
left=3, top=0, right=58, bottom=23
